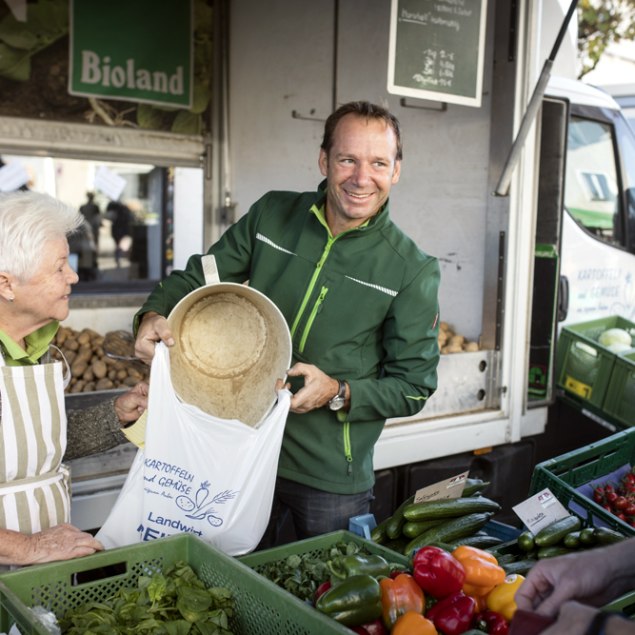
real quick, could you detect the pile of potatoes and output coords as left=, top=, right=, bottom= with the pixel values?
left=438, top=321, right=480, bottom=354
left=52, top=326, right=149, bottom=393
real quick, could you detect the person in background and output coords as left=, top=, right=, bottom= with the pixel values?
left=515, top=537, right=635, bottom=634
left=106, top=200, right=133, bottom=267
left=79, top=191, right=102, bottom=251
left=133, top=101, right=440, bottom=546
left=0, top=190, right=148, bottom=566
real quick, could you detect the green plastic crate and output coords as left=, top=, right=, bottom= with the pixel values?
left=239, top=530, right=409, bottom=591
left=240, top=529, right=410, bottom=569
left=603, top=350, right=635, bottom=428
left=529, top=429, right=635, bottom=536
left=0, top=534, right=351, bottom=635
left=556, top=316, right=635, bottom=409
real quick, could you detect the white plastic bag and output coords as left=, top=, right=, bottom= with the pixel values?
left=97, top=342, right=290, bottom=555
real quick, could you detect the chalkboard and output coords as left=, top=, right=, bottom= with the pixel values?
left=387, top=0, right=488, bottom=107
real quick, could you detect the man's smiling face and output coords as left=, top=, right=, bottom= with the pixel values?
left=319, top=113, right=401, bottom=236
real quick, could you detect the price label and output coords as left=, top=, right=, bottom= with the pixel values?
left=414, top=471, right=469, bottom=503
left=512, top=488, right=570, bottom=534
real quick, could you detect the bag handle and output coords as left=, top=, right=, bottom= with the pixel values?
left=202, top=254, right=220, bottom=285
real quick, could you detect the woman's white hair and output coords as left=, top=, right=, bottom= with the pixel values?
left=0, top=191, right=83, bottom=282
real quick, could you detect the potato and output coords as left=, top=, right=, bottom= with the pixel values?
left=91, top=359, right=107, bottom=379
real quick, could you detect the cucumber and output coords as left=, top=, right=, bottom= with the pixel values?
left=370, top=518, right=389, bottom=544
left=403, top=497, right=501, bottom=521
left=463, top=478, right=491, bottom=497
left=517, top=530, right=535, bottom=552
left=385, top=494, right=415, bottom=540
left=503, top=558, right=537, bottom=575
left=403, top=512, right=495, bottom=556
left=593, top=527, right=625, bottom=545
left=536, top=545, right=572, bottom=559
left=402, top=519, right=444, bottom=539
left=445, top=534, right=503, bottom=550
left=579, top=527, right=597, bottom=546
left=562, top=530, right=582, bottom=549
left=534, top=515, right=582, bottom=547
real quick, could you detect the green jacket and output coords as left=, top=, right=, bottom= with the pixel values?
left=137, top=182, right=440, bottom=494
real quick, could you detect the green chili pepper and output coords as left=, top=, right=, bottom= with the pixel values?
left=315, top=574, right=382, bottom=627
left=327, top=553, right=391, bottom=580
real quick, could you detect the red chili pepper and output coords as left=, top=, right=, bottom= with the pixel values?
left=412, top=546, right=466, bottom=599
left=425, top=591, right=477, bottom=635
left=475, top=609, right=509, bottom=635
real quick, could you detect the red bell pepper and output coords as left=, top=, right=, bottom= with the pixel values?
left=425, top=591, right=477, bottom=635
left=413, top=546, right=466, bottom=598
left=350, top=618, right=389, bottom=635
left=475, top=609, right=509, bottom=635
left=379, top=572, right=425, bottom=630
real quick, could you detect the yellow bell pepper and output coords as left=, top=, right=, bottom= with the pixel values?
left=485, top=573, right=525, bottom=621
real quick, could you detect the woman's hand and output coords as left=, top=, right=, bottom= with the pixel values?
left=1, top=524, right=104, bottom=566
left=114, top=381, right=149, bottom=424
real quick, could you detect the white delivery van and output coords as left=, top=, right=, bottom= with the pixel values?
left=548, top=78, right=635, bottom=325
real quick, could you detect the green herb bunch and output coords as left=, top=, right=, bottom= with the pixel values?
left=255, top=540, right=371, bottom=603
left=60, top=561, right=235, bottom=635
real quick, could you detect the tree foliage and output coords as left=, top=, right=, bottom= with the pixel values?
left=578, top=0, right=635, bottom=77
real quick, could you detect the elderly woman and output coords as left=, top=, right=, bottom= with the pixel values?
left=0, top=190, right=148, bottom=566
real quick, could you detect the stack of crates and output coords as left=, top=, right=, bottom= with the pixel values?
left=556, top=315, right=635, bottom=425
left=530, top=428, right=635, bottom=536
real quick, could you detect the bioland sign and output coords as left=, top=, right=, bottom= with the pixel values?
left=69, top=0, right=192, bottom=108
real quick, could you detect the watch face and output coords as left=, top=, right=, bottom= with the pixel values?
left=329, top=396, right=345, bottom=411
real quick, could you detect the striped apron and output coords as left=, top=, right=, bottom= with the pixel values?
left=0, top=352, right=70, bottom=533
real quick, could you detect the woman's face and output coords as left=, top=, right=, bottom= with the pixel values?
left=14, top=237, right=79, bottom=328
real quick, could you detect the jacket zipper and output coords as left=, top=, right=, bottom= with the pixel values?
left=287, top=229, right=354, bottom=475
left=343, top=421, right=353, bottom=474
left=289, top=238, right=335, bottom=339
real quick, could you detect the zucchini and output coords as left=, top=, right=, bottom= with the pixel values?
left=402, top=519, right=444, bottom=539
left=593, top=527, right=625, bottom=545
left=403, top=512, right=495, bottom=556
left=536, top=545, right=571, bottom=559
left=385, top=494, right=415, bottom=540
left=534, top=515, right=582, bottom=548
left=463, top=478, right=491, bottom=497
left=403, top=497, right=501, bottom=521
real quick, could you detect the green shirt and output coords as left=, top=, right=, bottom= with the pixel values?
left=0, top=322, right=59, bottom=366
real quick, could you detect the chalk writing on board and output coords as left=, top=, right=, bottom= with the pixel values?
left=388, top=0, right=488, bottom=108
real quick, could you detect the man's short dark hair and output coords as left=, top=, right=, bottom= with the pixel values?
left=321, top=101, right=403, bottom=161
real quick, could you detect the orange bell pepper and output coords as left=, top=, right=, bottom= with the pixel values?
left=379, top=572, right=425, bottom=630
left=392, top=611, right=438, bottom=635
left=486, top=573, right=526, bottom=621
left=451, top=545, right=506, bottom=598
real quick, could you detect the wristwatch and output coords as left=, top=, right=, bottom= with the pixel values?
left=328, top=380, right=346, bottom=411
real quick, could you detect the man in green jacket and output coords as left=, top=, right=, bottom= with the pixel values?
left=134, top=101, right=440, bottom=545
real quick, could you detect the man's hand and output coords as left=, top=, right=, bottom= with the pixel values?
left=114, top=381, right=149, bottom=424
left=280, top=363, right=345, bottom=414
left=134, top=311, right=175, bottom=364
left=8, top=524, right=104, bottom=566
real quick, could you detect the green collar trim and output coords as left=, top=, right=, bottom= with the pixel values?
left=0, top=322, right=59, bottom=365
